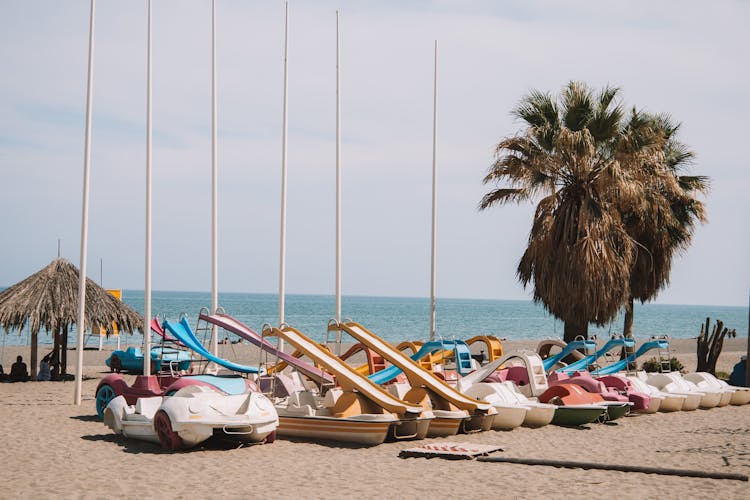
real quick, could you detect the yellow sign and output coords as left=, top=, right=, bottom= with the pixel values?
left=100, top=289, right=122, bottom=336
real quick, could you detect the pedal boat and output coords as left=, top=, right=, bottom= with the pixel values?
left=646, top=372, right=722, bottom=409
left=683, top=372, right=750, bottom=406
left=103, top=385, right=278, bottom=451
left=266, top=325, right=434, bottom=445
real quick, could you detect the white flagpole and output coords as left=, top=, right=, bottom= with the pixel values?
left=74, top=0, right=96, bottom=405
left=334, top=10, right=342, bottom=354
left=210, top=0, right=219, bottom=355
left=429, top=40, right=438, bottom=341
left=143, top=0, right=153, bottom=376
left=278, top=0, right=289, bottom=350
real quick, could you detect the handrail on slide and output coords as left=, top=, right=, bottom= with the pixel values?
left=268, top=324, right=424, bottom=416
left=556, top=337, right=636, bottom=374
left=329, top=321, right=491, bottom=412
left=198, top=312, right=334, bottom=385
left=592, top=339, right=670, bottom=375
left=162, top=317, right=259, bottom=374
left=366, top=340, right=470, bottom=385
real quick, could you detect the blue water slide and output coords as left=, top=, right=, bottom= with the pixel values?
left=592, top=339, right=670, bottom=375
left=556, top=337, right=636, bottom=374
left=163, top=318, right=259, bottom=374
left=367, top=339, right=472, bottom=385
left=541, top=339, right=598, bottom=372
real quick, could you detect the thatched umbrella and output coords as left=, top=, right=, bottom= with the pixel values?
left=0, top=258, right=143, bottom=379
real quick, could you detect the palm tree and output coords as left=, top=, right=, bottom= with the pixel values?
left=480, top=82, right=667, bottom=341
left=621, top=114, right=708, bottom=337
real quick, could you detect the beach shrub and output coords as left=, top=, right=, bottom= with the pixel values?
left=641, top=356, right=683, bottom=373
left=715, top=371, right=730, bottom=381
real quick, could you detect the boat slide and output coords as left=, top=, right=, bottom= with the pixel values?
left=151, top=317, right=185, bottom=347
left=269, top=325, right=425, bottom=416
left=367, top=339, right=473, bottom=385
left=198, top=312, right=334, bottom=386
left=330, top=321, right=492, bottom=414
left=537, top=339, right=597, bottom=372
left=557, top=337, right=635, bottom=374
left=592, top=339, right=669, bottom=375
left=163, top=318, right=259, bottom=375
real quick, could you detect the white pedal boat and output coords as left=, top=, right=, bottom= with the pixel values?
left=683, top=372, right=750, bottom=406
left=104, top=385, right=279, bottom=451
left=645, top=372, right=723, bottom=409
left=623, top=373, right=686, bottom=412
left=455, top=353, right=556, bottom=429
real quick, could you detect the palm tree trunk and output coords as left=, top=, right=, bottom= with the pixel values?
left=623, top=296, right=634, bottom=338
left=563, top=320, right=588, bottom=342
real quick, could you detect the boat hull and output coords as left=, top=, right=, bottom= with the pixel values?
left=602, top=402, right=632, bottom=421
left=679, top=393, right=702, bottom=411
left=730, top=389, right=750, bottom=405
left=658, top=395, right=685, bottom=412
left=522, top=405, right=556, bottom=428
left=491, top=405, right=528, bottom=430
left=427, top=416, right=464, bottom=437
left=550, top=406, right=606, bottom=426
left=717, top=390, right=732, bottom=407
left=277, top=416, right=392, bottom=445
left=698, top=391, right=722, bottom=409
left=389, top=418, right=432, bottom=440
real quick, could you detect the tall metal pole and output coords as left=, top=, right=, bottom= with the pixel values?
left=278, top=0, right=289, bottom=350
left=143, top=0, right=153, bottom=377
left=210, top=0, right=218, bottom=355
left=745, top=289, right=749, bottom=387
left=334, top=10, right=342, bottom=354
left=74, top=0, right=96, bottom=405
left=429, top=40, right=438, bottom=341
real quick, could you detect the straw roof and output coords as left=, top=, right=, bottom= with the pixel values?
left=0, top=258, right=143, bottom=336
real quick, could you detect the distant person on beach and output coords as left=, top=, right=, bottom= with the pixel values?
left=10, top=355, right=29, bottom=382
left=37, top=358, right=51, bottom=381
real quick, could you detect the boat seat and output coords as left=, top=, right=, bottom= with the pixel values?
left=387, top=382, right=411, bottom=400
left=288, top=371, right=308, bottom=393
left=288, top=391, right=317, bottom=415
left=322, top=388, right=343, bottom=408
left=135, top=397, right=163, bottom=420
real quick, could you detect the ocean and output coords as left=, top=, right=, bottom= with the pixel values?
left=2, top=290, right=747, bottom=347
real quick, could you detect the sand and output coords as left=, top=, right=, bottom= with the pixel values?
left=1, top=337, right=748, bottom=499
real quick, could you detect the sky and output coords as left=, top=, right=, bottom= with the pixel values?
left=1, top=0, right=748, bottom=307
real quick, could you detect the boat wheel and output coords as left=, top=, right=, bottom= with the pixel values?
left=154, top=410, right=182, bottom=452
left=95, top=384, right=116, bottom=419
left=265, top=431, right=276, bottom=444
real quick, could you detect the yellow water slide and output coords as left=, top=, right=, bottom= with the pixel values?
left=330, top=321, right=492, bottom=413
left=268, top=325, right=425, bottom=416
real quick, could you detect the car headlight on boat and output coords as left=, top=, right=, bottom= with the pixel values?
left=254, top=395, right=273, bottom=412
left=188, top=401, right=205, bottom=414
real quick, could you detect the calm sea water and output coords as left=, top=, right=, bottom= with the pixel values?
left=2, top=290, right=747, bottom=347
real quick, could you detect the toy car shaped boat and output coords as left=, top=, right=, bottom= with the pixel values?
left=103, top=385, right=278, bottom=451
left=105, top=346, right=192, bottom=374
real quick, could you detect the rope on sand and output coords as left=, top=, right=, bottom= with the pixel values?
left=476, top=456, right=749, bottom=482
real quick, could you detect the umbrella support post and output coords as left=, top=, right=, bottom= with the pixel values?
left=62, top=326, right=68, bottom=376
left=52, top=325, right=60, bottom=379
left=30, top=330, right=38, bottom=380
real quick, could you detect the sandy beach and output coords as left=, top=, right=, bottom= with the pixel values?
left=1, top=337, right=748, bottom=499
